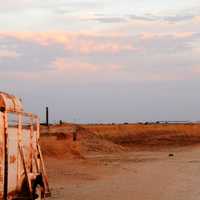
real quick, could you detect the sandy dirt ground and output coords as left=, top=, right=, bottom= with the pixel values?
left=45, top=145, right=200, bottom=200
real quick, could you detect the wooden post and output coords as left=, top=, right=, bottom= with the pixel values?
left=3, top=111, right=8, bottom=200
left=73, top=126, right=77, bottom=141
left=46, top=107, right=49, bottom=126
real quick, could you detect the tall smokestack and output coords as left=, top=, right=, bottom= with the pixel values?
left=46, top=106, right=49, bottom=126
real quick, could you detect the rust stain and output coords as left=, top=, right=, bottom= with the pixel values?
left=0, top=166, right=2, bottom=182
left=9, top=155, right=17, bottom=164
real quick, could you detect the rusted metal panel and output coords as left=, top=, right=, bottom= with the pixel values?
left=0, top=92, right=50, bottom=199
left=0, top=92, right=23, bottom=113
left=8, top=127, right=18, bottom=193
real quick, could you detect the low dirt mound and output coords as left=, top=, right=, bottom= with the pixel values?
left=80, top=134, right=125, bottom=153
left=40, top=124, right=125, bottom=159
left=40, top=137, right=84, bottom=159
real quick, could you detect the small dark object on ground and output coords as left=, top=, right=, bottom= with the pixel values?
left=56, top=132, right=67, bottom=140
left=169, top=153, right=174, bottom=157
left=73, top=131, right=77, bottom=141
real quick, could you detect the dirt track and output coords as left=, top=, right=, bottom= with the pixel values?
left=46, top=146, right=200, bottom=200
left=40, top=124, right=200, bottom=200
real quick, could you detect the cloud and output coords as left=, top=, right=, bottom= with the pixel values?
left=0, top=32, right=136, bottom=54
left=80, top=12, right=199, bottom=26
left=0, top=71, right=43, bottom=81
left=192, top=65, right=200, bottom=74
left=0, top=0, right=33, bottom=12
left=52, top=57, right=123, bottom=74
left=136, top=32, right=199, bottom=54
left=0, top=31, right=199, bottom=85
left=129, top=14, right=157, bottom=22
left=193, top=16, right=200, bottom=22
left=52, top=58, right=98, bottom=73
left=163, top=15, right=194, bottom=23
left=129, top=13, right=196, bottom=23
left=0, top=49, right=20, bottom=59
left=139, top=32, right=196, bottom=40
left=84, top=16, right=127, bottom=24
left=3, top=31, right=196, bottom=57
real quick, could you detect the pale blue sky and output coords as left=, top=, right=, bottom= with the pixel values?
left=0, top=1, right=200, bottom=123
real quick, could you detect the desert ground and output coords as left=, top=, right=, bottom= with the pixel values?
left=40, top=123, right=200, bottom=200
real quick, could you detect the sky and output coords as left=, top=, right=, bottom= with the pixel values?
left=0, top=0, right=200, bottom=123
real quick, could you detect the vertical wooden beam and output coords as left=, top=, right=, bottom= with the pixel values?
left=3, top=111, right=8, bottom=200
left=37, top=144, right=51, bottom=196
left=30, top=116, right=34, bottom=172
left=18, top=144, right=33, bottom=195
left=46, top=107, right=49, bottom=126
left=17, top=113, right=22, bottom=190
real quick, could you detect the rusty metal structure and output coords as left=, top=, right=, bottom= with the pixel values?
left=0, top=92, right=50, bottom=200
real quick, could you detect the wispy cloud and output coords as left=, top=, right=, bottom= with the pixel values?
left=0, top=49, right=20, bottom=59
left=129, top=13, right=196, bottom=23
left=81, top=12, right=198, bottom=25
left=0, top=31, right=199, bottom=83
left=0, top=32, right=137, bottom=54
left=83, top=15, right=127, bottom=24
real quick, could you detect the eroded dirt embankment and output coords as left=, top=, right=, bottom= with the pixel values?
left=40, top=123, right=200, bottom=158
